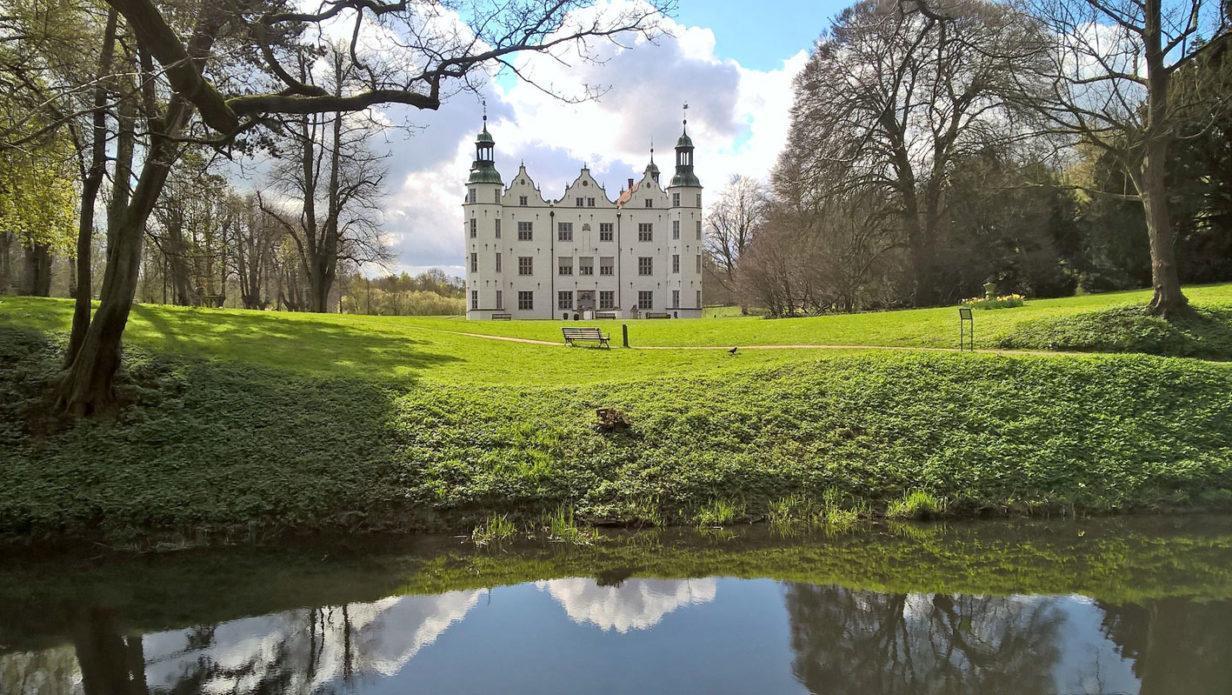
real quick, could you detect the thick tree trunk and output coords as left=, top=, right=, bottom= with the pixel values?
left=1139, top=143, right=1188, bottom=317
left=1138, top=3, right=1189, bottom=319
left=20, top=242, right=52, bottom=296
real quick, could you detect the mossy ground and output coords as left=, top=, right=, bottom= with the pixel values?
left=2, top=289, right=1231, bottom=543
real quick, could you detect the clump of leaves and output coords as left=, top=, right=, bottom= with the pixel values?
left=695, top=499, right=744, bottom=528
left=544, top=506, right=598, bottom=545
left=471, top=513, right=517, bottom=547
left=886, top=490, right=947, bottom=521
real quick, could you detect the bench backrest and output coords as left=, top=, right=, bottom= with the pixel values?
left=562, top=327, right=605, bottom=339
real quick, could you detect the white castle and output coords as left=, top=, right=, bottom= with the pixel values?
left=463, top=116, right=704, bottom=320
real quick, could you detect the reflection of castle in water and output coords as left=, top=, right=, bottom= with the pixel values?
left=536, top=577, right=718, bottom=633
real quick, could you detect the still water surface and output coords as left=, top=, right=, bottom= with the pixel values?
left=2, top=518, right=1231, bottom=694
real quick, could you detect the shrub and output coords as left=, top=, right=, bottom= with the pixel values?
left=695, top=500, right=743, bottom=527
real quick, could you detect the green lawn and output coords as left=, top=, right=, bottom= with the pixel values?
left=401, top=283, right=1232, bottom=349
left=1, top=288, right=1231, bottom=545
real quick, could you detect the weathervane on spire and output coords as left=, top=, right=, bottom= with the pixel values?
left=683, top=102, right=689, bottom=127
left=482, top=99, right=487, bottom=124
left=650, top=138, right=655, bottom=162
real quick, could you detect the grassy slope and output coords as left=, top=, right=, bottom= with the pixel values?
left=2, top=292, right=1232, bottom=541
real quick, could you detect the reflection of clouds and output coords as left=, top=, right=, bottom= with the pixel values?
left=537, top=577, right=717, bottom=633
left=141, top=589, right=482, bottom=691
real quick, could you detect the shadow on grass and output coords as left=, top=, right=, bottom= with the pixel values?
left=997, top=306, right=1232, bottom=360
left=131, top=305, right=461, bottom=382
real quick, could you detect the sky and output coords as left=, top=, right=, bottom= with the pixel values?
left=350, top=0, right=848, bottom=277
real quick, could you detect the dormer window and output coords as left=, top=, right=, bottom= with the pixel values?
left=644, top=199, right=653, bottom=208
left=587, top=197, right=595, bottom=207
left=576, top=197, right=584, bottom=207
left=519, top=196, right=528, bottom=206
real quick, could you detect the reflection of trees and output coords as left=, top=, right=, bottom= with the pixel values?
left=1099, top=598, right=1232, bottom=694
left=785, top=586, right=1064, bottom=694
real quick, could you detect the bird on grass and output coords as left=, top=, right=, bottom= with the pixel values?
left=728, top=347, right=738, bottom=356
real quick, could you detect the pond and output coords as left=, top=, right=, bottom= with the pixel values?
left=2, top=517, right=1231, bottom=694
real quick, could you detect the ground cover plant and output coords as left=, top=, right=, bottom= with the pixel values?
left=2, top=292, right=1231, bottom=543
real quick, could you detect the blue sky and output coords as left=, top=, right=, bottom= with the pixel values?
left=676, top=0, right=844, bottom=69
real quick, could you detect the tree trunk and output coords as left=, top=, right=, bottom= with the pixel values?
left=21, top=242, right=52, bottom=296
left=1139, top=143, right=1188, bottom=316
left=0, top=232, right=12, bottom=293
left=1138, top=1, right=1189, bottom=318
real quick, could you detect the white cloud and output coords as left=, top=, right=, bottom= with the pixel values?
left=359, top=2, right=805, bottom=275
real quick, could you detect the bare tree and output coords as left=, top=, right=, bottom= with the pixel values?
left=260, top=48, right=390, bottom=313
left=1012, top=0, right=1231, bottom=316
left=789, top=0, right=1034, bottom=305
left=705, top=175, right=766, bottom=313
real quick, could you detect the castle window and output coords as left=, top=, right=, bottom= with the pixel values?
left=672, top=193, right=680, bottom=207
left=587, top=197, right=596, bottom=207
left=518, top=291, right=533, bottom=310
left=495, top=219, right=501, bottom=238
left=470, top=252, right=478, bottom=272
left=518, top=256, right=533, bottom=275
left=519, top=195, right=528, bottom=206
left=600, top=290, right=615, bottom=309
left=672, top=220, right=680, bottom=240
left=471, top=290, right=478, bottom=310
left=558, top=256, right=573, bottom=275
left=558, top=222, right=573, bottom=242
left=558, top=291, right=573, bottom=310
left=696, top=290, right=701, bottom=308
left=696, top=193, right=702, bottom=207
left=496, top=290, right=503, bottom=310
left=469, top=218, right=477, bottom=238
left=696, top=220, right=702, bottom=240
left=579, top=257, right=594, bottom=276
left=638, top=223, right=653, bottom=242
left=576, top=197, right=584, bottom=207
left=638, top=257, right=653, bottom=276
left=468, top=188, right=476, bottom=204
left=518, top=221, right=533, bottom=241
left=672, top=290, right=680, bottom=308
left=696, top=254, right=702, bottom=273
left=494, top=190, right=500, bottom=203
left=672, top=254, right=680, bottom=273
left=495, top=253, right=502, bottom=273
left=599, top=223, right=613, bottom=241
left=644, top=198, right=653, bottom=208
left=638, top=291, right=654, bottom=310
left=600, top=257, right=614, bottom=276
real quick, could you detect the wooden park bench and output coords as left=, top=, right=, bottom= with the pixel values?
left=491, top=313, right=512, bottom=320
left=595, top=311, right=618, bottom=320
left=562, top=327, right=611, bottom=348
left=645, top=312, right=672, bottom=319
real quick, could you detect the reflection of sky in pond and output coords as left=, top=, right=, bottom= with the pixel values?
left=6, top=579, right=1227, bottom=694
left=534, top=577, right=718, bottom=632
